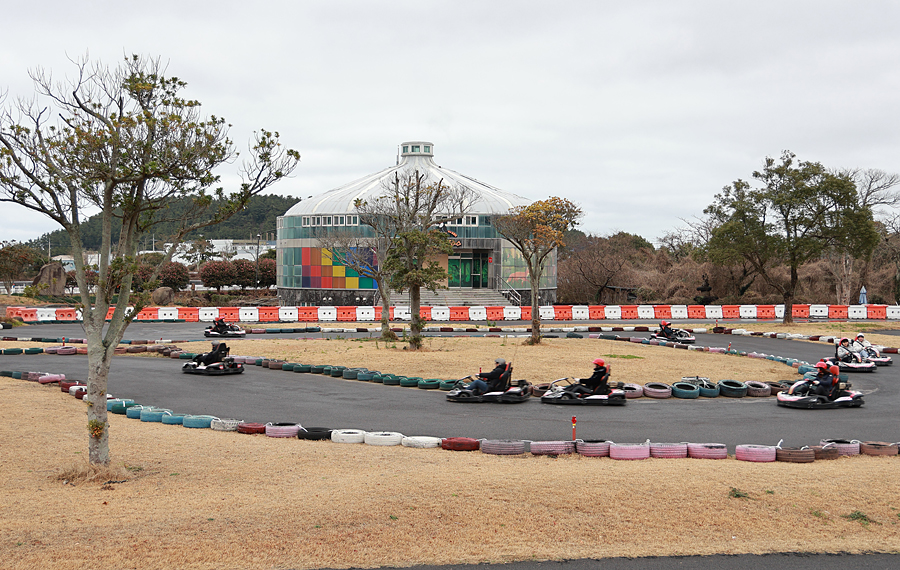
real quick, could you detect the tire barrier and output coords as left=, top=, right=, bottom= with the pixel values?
left=293, top=364, right=312, bottom=373
left=531, top=383, right=550, bottom=397
left=297, top=427, right=333, bottom=440
left=441, top=437, right=480, bottom=451
left=481, top=439, right=527, bottom=455
left=38, top=373, right=65, bottom=384
left=382, top=375, right=401, bottom=386
left=237, top=422, right=267, bottom=434
left=718, top=379, right=748, bottom=398
left=331, top=429, right=367, bottom=444
left=210, top=418, right=242, bottom=431
left=417, top=379, right=441, bottom=390
left=622, top=383, right=643, bottom=398
left=530, top=440, right=576, bottom=455
left=810, top=445, right=840, bottom=460
left=642, top=382, right=672, bottom=399
left=820, top=439, right=860, bottom=456
left=687, top=443, right=728, bottom=459
left=859, top=441, right=898, bottom=456
left=650, top=442, right=688, bottom=458
left=140, top=408, right=173, bottom=422
left=735, top=444, right=777, bottom=462
left=671, top=382, right=700, bottom=399
left=745, top=381, right=772, bottom=397
left=126, top=405, right=149, bottom=419
left=609, top=442, right=651, bottom=460
left=266, top=422, right=302, bottom=438
left=110, top=400, right=137, bottom=414
left=182, top=415, right=217, bottom=429
left=364, top=431, right=404, bottom=446
left=438, top=379, right=458, bottom=390
left=341, top=368, right=358, bottom=379
left=576, top=439, right=611, bottom=457
left=401, top=436, right=442, bottom=448
left=161, top=414, right=185, bottom=425
left=329, top=366, right=346, bottom=377
left=57, top=347, right=77, bottom=355
left=776, top=447, right=815, bottom=463
left=399, top=376, right=420, bottom=388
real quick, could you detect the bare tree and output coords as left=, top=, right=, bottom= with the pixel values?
left=0, top=54, right=299, bottom=466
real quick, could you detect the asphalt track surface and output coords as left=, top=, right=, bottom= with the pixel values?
left=4, top=321, right=899, bottom=570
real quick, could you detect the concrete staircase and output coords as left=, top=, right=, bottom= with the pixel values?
left=382, top=288, right=516, bottom=307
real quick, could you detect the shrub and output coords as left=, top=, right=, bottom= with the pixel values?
left=159, top=262, right=190, bottom=291
left=199, top=260, right=236, bottom=292
left=231, top=258, right=255, bottom=290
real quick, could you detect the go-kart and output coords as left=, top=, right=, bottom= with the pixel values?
left=776, top=378, right=864, bottom=409
left=182, top=342, right=245, bottom=375
left=540, top=377, right=627, bottom=406
left=446, top=365, right=531, bottom=404
left=204, top=322, right=247, bottom=338
left=824, top=355, right=876, bottom=373
left=650, top=328, right=695, bottom=344
left=856, top=346, right=892, bottom=366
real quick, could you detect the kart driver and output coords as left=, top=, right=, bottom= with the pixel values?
left=212, top=317, right=230, bottom=334
left=567, top=358, right=611, bottom=396
left=466, top=358, right=508, bottom=394
left=810, top=361, right=838, bottom=399
left=836, top=338, right=860, bottom=363
left=852, top=333, right=875, bottom=358
left=658, top=320, right=675, bottom=339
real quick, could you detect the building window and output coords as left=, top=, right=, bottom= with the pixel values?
left=350, top=215, right=358, bottom=225
left=314, top=216, right=321, bottom=226
left=402, top=145, right=408, bottom=153
left=337, top=215, right=345, bottom=225
left=424, top=145, right=430, bottom=153
left=302, top=216, right=309, bottom=226
left=466, top=215, right=477, bottom=226
left=482, top=216, right=491, bottom=226
left=324, top=216, right=332, bottom=225
left=412, top=145, right=420, bottom=152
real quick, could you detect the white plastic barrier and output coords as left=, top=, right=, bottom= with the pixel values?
left=809, top=304, right=829, bottom=318
left=158, top=307, right=179, bottom=320
left=739, top=305, right=757, bottom=319
left=887, top=306, right=900, bottom=320
left=604, top=305, right=621, bottom=319
left=775, top=305, right=785, bottom=319
left=503, top=306, right=521, bottom=321
left=394, top=306, right=411, bottom=321
left=847, top=305, right=867, bottom=319
left=670, top=305, right=688, bottom=319
left=357, top=306, right=375, bottom=321
left=572, top=305, right=590, bottom=320
left=239, top=307, right=259, bottom=322
left=469, top=306, right=487, bottom=321
left=36, top=307, right=57, bottom=321
left=705, top=306, right=723, bottom=319
left=431, top=306, right=450, bottom=321
left=318, top=306, right=337, bottom=321
left=539, top=306, right=555, bottom=320
left=637, top=305, right=655, bottom=319
left=198, top=307, right=219, bottom=322
left=279, top=307, right=299, bottom=322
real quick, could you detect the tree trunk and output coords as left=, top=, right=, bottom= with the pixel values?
left=782, top=265, right=799, bottom=324
left=86, top=337, right=113, bottom=466
left=529, top=272, right=542, bottom=345
left=409, top=285, right=422, bottom=350
left=375, top=279, right=395, bottom=340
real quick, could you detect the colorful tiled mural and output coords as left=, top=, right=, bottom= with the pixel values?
left=500, top=245, right=557, bottom=290
left=278, top=247, right=378, bottom=290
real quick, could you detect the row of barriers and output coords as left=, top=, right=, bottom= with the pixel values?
left=5, top=303, right=900, bottom=323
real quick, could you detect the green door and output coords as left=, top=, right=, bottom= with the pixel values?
left=459, top=258, right=472, bottom=288
left=448, top=258, right=461, bottom=288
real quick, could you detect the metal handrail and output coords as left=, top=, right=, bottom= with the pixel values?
left=497, top=278, right=522, bottom=306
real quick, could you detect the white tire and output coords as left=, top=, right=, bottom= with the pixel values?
left=401, top=436, right=442, bottom=448
left=331, top=429, right=367, bottom=444
left=365, top=431, right=404, bottom=446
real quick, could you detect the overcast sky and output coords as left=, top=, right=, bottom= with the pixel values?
left=2, top=1, right=899, bottom=246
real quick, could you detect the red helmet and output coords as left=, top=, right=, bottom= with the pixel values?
left=814, top=361, right=829, bottom=370
left=660, top=321, right=669, bottom=327
left=840, top=337, right=849, bottom=344
left=593, top=358, right=606, bottom=367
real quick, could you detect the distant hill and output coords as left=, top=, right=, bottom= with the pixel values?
left=28, top=195, right=299, bottom=253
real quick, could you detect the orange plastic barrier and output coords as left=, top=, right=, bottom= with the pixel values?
left=337, top=306, right=358, bottom=321
left=554, top=306, right=573, bottom=320
left=105, top=307, right=116, bottom=320
left=687, top=305, right=706, bottom=319
left=178, top=307, right=200, bottom=322
left=418, top=306, right=433, bottom=321
left=5, top=306, right=25, bottom=319
left=653, top=305, right=672, bottom=319
left=55, top=308, right=78, bottom=321
left=373, top=306, right=395, bottom=321
left=588, top=306, right=605, bottom=319
left=620, top=305, right=639, bottom=319
left=258, top=307, right=279, bottom=322
left=297, top=307, right=319, bottom=322
left=135, top=308, right=158, bottom=320
left=756, top=305, right=776, bottom=319
left=449, top=307, right=469, bottom=321
left=217, top=307, right=240, bottom=322
left=828, top=305, right=848, bottom=319
left=486, top=306, right=505, bottom=321
left=791, top=304, right=810, bottom=318
left=867, top=305, right=887, bottom=319
left=520, top=306, right=532, bottom=321
left=721, top=305, right=740, bottom=319
left=19, top=308, right=38, bottom=321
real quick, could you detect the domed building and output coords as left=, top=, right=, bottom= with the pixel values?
left=276, top=141, right=557, bottom=306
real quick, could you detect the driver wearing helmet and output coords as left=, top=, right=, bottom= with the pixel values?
left=467, top=358, right=508, bottom=394
left=836, top=338, right=860, bottom=363
left=212, top=317, right=230, bottom=334
left=658, top=320, right=674, bottom=339
left=568, top=358, right=611, bottom=396
left=852, top=333, right=875, bottom=358
left=809, top=360, right=838, bottom=399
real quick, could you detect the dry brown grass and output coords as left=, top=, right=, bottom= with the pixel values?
left=2, top=327, right=900, bottom=569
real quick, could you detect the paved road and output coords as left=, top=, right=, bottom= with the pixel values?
left=3, top=322, right=898, bottom=446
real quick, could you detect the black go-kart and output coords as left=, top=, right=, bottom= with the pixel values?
left=182, top=342, right=245, bottom=375
left=649, top=328, right=696, bottom=344
left=446, top=365, right=531, bottom=404
left=540, top=377, right=627, bottom=406
left=776, top=378, right=864, bottom=409
left=204, top=321, right=247, bottom=338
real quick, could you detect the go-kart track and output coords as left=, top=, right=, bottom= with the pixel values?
left=2, top=320, right=898, bottom=449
